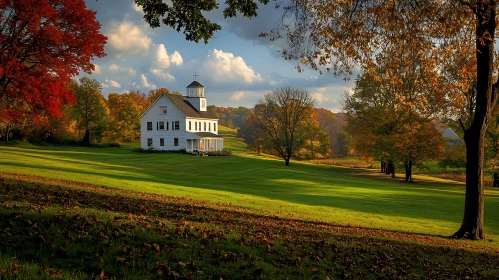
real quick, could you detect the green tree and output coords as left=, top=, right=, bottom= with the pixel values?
left=70, top=78, right=108, bottom=142
left=134, top=0, right=269, bottom=43
left=255, top=87, right=314, bottom=166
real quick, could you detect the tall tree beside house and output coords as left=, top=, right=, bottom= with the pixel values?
left=70, top=78, right=108, bottom=142
left=108, top=91, right=149, bottom=142
left=254, top=87, right=314, bottom=166
left=0, top=0, right=106, bottom=119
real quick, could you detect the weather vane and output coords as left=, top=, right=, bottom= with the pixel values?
left=193, top=72, right=199, bottom=81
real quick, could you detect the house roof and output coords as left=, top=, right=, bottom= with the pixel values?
left=190, top=132, right=223, bottom=138
left=166, top=94, right=218, bottom=119
left=187, top=81, right=204, bottom=88
left=442, top=127, right=461, bottom=140
left=139, top=93, right=218, bottom=119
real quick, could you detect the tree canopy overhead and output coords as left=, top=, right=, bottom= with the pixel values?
left=134, top=0, right=270, bottom=43
left=0, top=0, right=107, bottom=119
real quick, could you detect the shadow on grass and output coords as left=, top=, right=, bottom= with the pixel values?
left=1, top=177, right=499, bottom=279
left=2, top=145, right=499, bottom=238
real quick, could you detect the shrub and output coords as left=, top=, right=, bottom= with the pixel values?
left=139, top=148, right=187, bottom=154
left=206, top=150, right=232, bottom=156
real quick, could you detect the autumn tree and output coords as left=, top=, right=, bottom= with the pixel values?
left=70, top=78, right=108, bottom=142
left=254, top=87, right=314, bottom=166
left=108, top=91, right=148, bottom=142
left=345, top=60, right=446, bottom=182
left=239, top=111, right=268, bottom=155
left=297, top=110, right=330, bottom=159
left=266, top=1, right=485, bottom=238
left=210, top=106, right=251, bottom=129
left=0, top=0, right=106, bottom=119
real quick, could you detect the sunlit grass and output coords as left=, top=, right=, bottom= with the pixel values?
left=1, top=126, right=499, bottom=247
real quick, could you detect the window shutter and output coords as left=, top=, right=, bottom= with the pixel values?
left=156, top=122, right=158, bottom=130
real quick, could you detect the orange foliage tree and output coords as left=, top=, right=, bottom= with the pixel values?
left=267, top=0, right=495, bottom=240
left=107, top=91, right=149, bottom=142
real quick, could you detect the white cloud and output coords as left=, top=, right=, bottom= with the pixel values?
left=170, top=51, right=183, bottom=66
left=106, top=22, right=152, bottom=57
left=150, top=68, right=175, bottom=81
left=108, top=63, right=136, bottom=75
left=155, top=44, right=183, bottom=68
left=93, top=64, right=101, bottom=74
left=203, top=49, right=263, bottom=84
left=311, top=87, right=329, bottom=103
left=102, top=79, right=121, bottom=88
left=141, top=74, right=157, bottom=89
left=230, top=91, right=245, bottom=101
left=107, top=79, right=122, bottom=88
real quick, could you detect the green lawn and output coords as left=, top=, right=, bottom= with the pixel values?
left=1, top=127, right=499, bottom=247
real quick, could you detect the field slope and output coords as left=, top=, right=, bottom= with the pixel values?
left=1, top=127, right=499, bottom=245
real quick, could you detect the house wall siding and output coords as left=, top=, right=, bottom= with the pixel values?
left=141, top=95, right=186, bottom=150
left=141, top=95, right=222, bottom=151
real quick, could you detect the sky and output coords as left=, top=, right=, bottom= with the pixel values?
left=83, top=0, right=354, bottom=112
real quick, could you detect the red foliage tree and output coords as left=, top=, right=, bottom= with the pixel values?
left=0, top=0, right=106, bottom=120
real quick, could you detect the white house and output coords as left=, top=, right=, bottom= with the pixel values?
left=140, top=80, right=223, bottom=152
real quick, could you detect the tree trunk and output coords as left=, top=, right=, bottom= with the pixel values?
left=83, top=129, right=90, bottom=143
left=285, top=157, right=290, bottom=166
left=381, top=160, right=385, bottom=173
left=6, top=126, right=10, bottom=142
left=405, top=160, right=413, bottom=182
left=493, top=171, right=499, bottom=188
left=257, top=145, right=261, bottom=155
left=390, top=162, right=395, bottom=178
left=453, top=127, right=486, bottom=239
left=385, top=161, right=391, bottom=175
left=452, top=3, right=495, bottom=240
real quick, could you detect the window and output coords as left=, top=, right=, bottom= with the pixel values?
left=160, top=106, right=167, bottom=114
left=189, top=121, right=191, bottom=131
left=147, top=138, right=153, bottom=147
left=147, top=122, right=152, bottom=131
left=209, top=123, right=211, bottom=131
left=195, top=122, right=197, bottom=131
left=166, top=122, right=169, bottom=130
left=204, top=122, right=206, bottom=131
left=202, top=99, right=206, bottom=108
left=214, top=123, right=217, bottom=132
left=174, top=138, right=179, bottom=146
left=159, top=121, right=165, bottom=130
left=160, top=138, right=164, bottom=146
left=173, top=121, right=180, bottom=130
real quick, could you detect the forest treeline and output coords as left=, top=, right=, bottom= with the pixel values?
left=0, top=77, right=181, bottom=144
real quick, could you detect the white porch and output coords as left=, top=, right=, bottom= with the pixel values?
left=186, top=137, right=224, bottom=153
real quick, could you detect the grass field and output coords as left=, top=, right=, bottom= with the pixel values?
left=1, top=127, right=499, bottom=245
left=2, top=127, right=499, bottom=278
